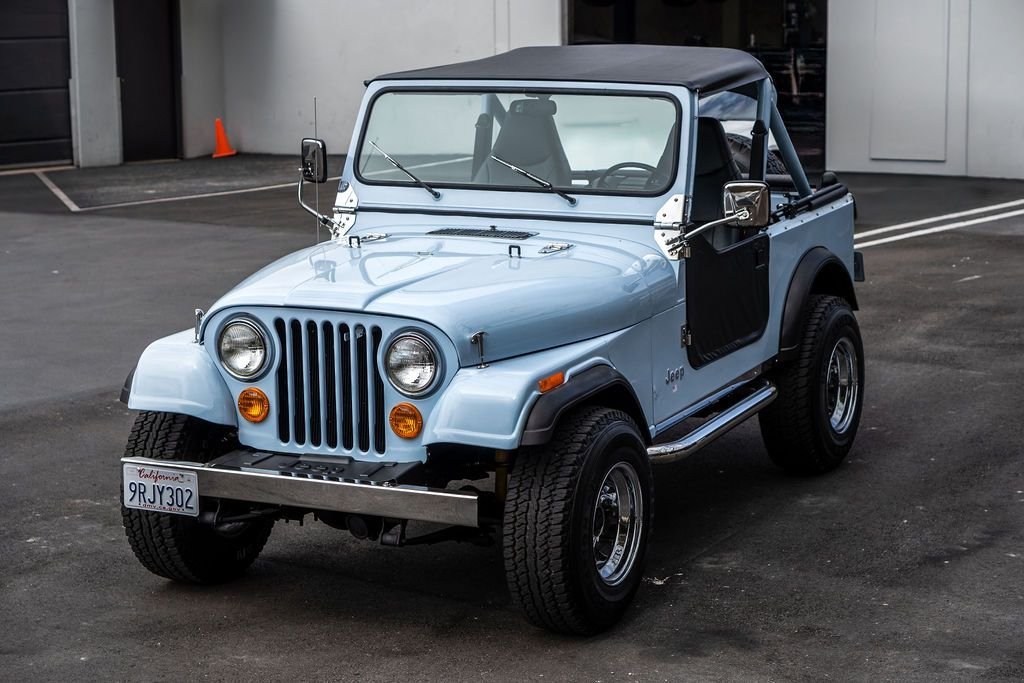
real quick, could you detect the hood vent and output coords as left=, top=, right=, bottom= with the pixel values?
left=428, top=227, right=536, bottom=240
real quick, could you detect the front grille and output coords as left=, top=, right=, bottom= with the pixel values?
left=273, top=318, right=386, bottom=455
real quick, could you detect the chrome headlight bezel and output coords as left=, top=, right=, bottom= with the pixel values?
left=217, top=317, right=270, bottom=381
left=384, top=331, right=442, bottom=397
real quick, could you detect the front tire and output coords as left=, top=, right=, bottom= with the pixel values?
left=121, top=411, right=274, bottom=584
left=503, top=407, right=652, bottom=635
left=759, top=295, right=865, bottom=474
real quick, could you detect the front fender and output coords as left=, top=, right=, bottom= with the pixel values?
left=125, top=330, right=237, bottom=427
left=423, top=327, right=650, bottom=450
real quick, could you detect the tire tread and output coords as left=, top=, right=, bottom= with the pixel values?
left=759, top=294, right=861, bottom=474
left=121, top=411, right=272, bottom=584
left=503, top=407, right=646, bottom=634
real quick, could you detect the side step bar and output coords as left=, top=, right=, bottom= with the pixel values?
left=647, top=381, right=777, bottom=464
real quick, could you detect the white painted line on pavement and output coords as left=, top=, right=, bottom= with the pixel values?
left=855, top=207, right=1024, bottom=249
left=34, top=171, right=81, bottom=212
left=56, top=176, right=343, bottom=213
left=41, top=155, right=470, bottom=213
left=0, top=164, right=74, bottom=177
left=855, top=197, right=1024, bottom=239
left=955, top=275, right=982, bottom=283
left=363, top=156, right=473, bottom=177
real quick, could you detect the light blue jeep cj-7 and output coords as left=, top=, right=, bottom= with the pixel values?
left=119, top=45, right=865, bottom=635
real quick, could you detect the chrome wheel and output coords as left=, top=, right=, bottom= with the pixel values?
left=826, top=336, right=859, bottom=434
left=592, top=461, right=644, bottom=587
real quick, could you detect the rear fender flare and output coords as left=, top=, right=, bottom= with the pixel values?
left=779, top=247, right=858, bottom=361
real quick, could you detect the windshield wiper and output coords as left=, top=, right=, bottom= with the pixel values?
left=369, top=140, right=441, bottom=200
left=489, top=154, right=577, bottom=206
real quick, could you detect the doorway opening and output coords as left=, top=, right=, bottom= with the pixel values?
left=569, top=0, right=827, bottom=174
left=113, top=0, right=181, bottom=162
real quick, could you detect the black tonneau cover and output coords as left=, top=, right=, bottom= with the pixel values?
left=371, top=45, right=768, bottom=95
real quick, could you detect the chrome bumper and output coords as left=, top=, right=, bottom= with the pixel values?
left=121, top=455, right=479, bottom=528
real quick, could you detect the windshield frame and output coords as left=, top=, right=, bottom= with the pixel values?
left=353, top=85, right=683, bottom=200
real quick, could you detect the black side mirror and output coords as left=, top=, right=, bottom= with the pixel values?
left=301, top=138, right=328, bottom=183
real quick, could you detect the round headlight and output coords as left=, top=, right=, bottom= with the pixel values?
left=385, top=334, right=438, bottom=395
left=218, top=319, right=267, bottom=380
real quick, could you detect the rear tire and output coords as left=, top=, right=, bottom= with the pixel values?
left=121, top=411, right=273, bottom=584
left=503, top=407, right=652, bottom=635
left=759, top=295, right=864, bottom=474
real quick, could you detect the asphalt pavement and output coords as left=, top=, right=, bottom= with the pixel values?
left=1, top=161, right=1022, bottom=681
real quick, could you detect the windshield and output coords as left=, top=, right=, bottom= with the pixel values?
left=357, top=90, right=679, bottom=196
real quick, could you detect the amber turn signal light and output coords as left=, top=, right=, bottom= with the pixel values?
left=389, top=402, right=423, bottom=439
left=538, top=371, right=565, bottom=393
left=238, top=387, right=270, bottom=423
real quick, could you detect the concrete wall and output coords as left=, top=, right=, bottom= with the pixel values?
left=179, top=0, right=564, bottom=157
left=178, top=0, right=224, bottom=159
left=827, top=0, right=1024, bottom=179
left=67, top=0, right=121, bottom=166
left=965, top=0, right=1024, bottom=179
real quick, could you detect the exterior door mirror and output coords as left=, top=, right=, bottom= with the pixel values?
left=301, top=138, right=328, bottom=183
left=723, top=181, right=770, bottom=229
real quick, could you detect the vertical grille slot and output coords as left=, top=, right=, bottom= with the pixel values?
left=306, top=321, right=322, bottom=447
left=272, top=316, right=385, bottom=455
left=339, top=324, right=353, bottom=450
left=371, top=326, right=386, bottom=454
left=322, top=321, right=337, bottom=449
left=356, top=325, right=370, bottom=452
left=289, top=319, right=306, bottom=445
left=274, top=318, right=289, bottom=442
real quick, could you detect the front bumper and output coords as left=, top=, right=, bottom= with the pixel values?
left=121, top=451, right=479, bottom=528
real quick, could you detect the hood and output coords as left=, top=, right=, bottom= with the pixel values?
left=208, top=226, right=677, bottom=366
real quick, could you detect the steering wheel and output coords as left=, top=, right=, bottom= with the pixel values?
left=596, top=162, right=661, bottom=190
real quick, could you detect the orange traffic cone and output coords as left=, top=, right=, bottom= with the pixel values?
left=212, top=118, right=237, bottom=158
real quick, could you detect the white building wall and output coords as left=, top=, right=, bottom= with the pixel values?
left=178, top=0, right=224, bottom=159
left=965, top=0, right=1024, bottom=179
left=827, top=0, right=1024, bottom=180
left=179, top=0, right=563, bottom=157
left=67, top=0, right=122, bottom=167
left=826, top=0, right=970, bottom=176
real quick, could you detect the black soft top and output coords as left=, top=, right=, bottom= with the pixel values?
left=371, top=45, right=768, bottom=95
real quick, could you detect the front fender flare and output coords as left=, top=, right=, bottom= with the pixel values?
left=423, top=328, right=649, bottom=451
left=124, top=330, right=237, bottom=427
left=519, top=365, right=643, bottom=446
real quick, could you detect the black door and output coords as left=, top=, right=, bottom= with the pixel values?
left=0, top=0, right=72, bottom=166
left=684, top=233, right=771, bottom=369
left=113, top=0, right=180, bottom=161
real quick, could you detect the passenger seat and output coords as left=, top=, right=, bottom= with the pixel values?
left=473, top=99, right=572, bottom=187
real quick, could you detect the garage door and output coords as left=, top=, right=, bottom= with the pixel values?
left=0, top=0, right=72, bottom=167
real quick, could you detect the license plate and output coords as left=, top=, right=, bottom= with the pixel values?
left=122, top=464, right=199, bottom=517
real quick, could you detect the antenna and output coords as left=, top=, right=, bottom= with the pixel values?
left=313, top=96, right=320, bottom=244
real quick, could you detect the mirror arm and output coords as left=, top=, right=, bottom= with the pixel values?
left=684, top=209, right=750, bottom=239
left=297, top=175, right=344, bottom=238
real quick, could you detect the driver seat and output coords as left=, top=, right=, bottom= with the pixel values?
left=473, top=99, right=571, bottom=187
left=691, top=116, right=742, bottom=248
